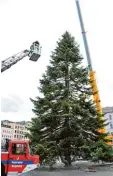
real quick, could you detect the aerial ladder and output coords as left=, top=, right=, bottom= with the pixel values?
left=1, top=41, right=41, bottom=73
left=75, top=0, right=113, bottom=145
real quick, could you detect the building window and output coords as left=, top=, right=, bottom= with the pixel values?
left=109, top=114, right=112, bottom=120
left=110, top=123, right=113, bottom=129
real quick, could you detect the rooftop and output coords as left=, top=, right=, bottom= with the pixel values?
left=103, top=106, right=113, bottom=113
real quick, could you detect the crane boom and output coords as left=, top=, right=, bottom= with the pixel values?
left=1, top=50, right=29, bottom=73
left=1, top=41, right=41, bottom=73
left=75, top=0, right=105, bottom=133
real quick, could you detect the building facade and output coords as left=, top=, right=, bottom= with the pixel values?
left=1, top=124, right=14, bottom=141
left=1, top=120, right=30, bottom=142
left=103, top=107, right=113, bottom=135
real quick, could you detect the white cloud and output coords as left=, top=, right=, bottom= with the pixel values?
left=1, top=111, right=33, bottom=122
left=0, top=0, right=113, bottom=121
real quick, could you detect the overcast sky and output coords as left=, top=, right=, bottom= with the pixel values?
left=0, top=0, right=113, bottom=121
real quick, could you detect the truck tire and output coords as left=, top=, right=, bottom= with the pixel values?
left=1, top=162, right=7, bottom=176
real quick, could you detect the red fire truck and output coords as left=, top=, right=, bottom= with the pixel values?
left=1, top=139, right=40, bottom=176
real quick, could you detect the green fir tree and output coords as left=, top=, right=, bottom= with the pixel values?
left=27, top=31, right=109, bottom=166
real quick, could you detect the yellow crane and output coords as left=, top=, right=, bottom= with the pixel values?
left=75, top=0, right=112, bottom=145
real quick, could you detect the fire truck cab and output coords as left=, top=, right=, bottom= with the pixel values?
left=1, top=139, right=40, bottom=176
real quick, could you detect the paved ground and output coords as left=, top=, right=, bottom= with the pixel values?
left=23, top=167, right=113, bottom=176
left=26, top=170, right=113, bottom=176
left=22, top=163, right=113, bottom=176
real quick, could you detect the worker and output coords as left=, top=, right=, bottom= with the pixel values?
left=5, top=139, right=9, bottom=151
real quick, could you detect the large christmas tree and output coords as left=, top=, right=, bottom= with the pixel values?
left=27, top=31, right=108, bottom=166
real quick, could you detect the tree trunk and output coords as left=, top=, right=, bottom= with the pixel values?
left=65, top=154, right=72, bottom=166
left=60, top=154, right=72, bottom=166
